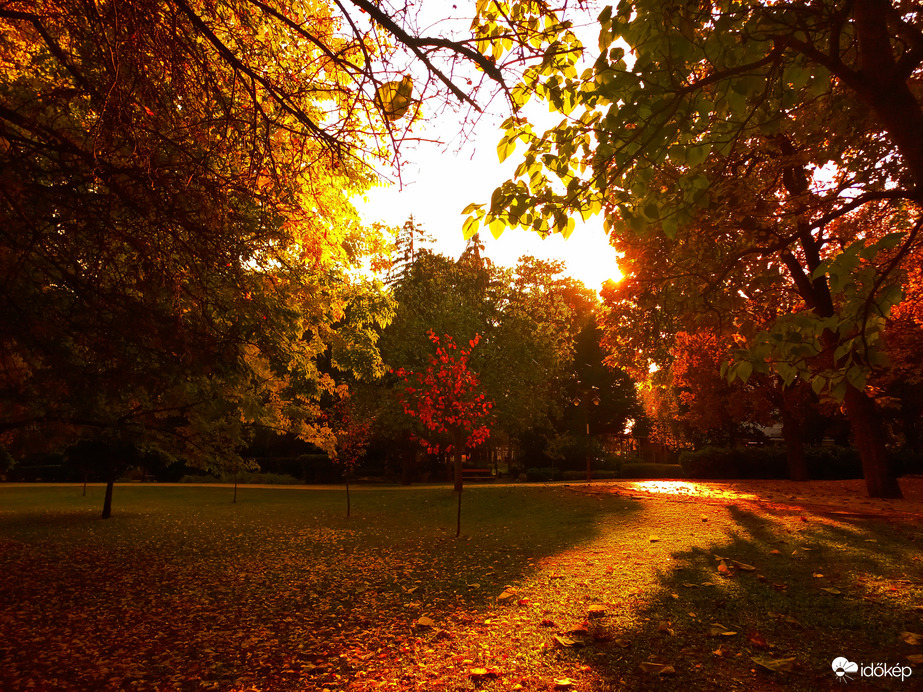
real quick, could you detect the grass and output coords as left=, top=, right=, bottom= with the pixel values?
left=0, top=483, right=921, bottom=691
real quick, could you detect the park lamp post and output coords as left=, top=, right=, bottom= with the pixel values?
left=573, top=384, right=600, bottom=482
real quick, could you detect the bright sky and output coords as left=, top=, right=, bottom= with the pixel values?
left=356, top=116, right=622, bottom=292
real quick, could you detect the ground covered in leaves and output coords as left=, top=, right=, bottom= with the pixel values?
left=1, top=481, right=922, bottom=691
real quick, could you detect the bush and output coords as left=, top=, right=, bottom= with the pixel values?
left=679, top=446, right=865, bottom=480
left=620, top=463, right=685, bottom=479
left=561, top=470, right=620, bottom=481
left=525, top=467, right=563, bottom=482
left=180, top=471, right=303, bottom=485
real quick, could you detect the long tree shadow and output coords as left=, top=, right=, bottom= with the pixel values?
left=560, top=503, right=923, bottom=692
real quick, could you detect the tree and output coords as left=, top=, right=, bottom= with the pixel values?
left=327, top=393, right=374, bottom=517
left=394, top=331, right=493, bottom=537
left=0, top=0, right=407, bottom=511
left=470, top=0, right=923, bottom=498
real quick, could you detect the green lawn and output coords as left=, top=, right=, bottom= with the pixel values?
left=0, top=483, right=921, bottom=691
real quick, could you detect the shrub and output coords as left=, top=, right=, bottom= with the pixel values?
left=525, top=467, right=563, bottom=482
left=561, top=470, right=620, bottom=481
left=679, top=446, right=865, bottom=480
left=620, top=463, right=684, bottom=479
left=180, top=471, right=303, bottom=485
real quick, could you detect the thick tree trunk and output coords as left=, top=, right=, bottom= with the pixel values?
left=843, top=384, right=903, bottom=498
left=102, top=477, right=114, bottom=519
left=780, top=390, right=810, bottom=482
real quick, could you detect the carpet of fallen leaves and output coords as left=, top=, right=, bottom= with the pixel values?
left=1, top=480, right=922, bottom=691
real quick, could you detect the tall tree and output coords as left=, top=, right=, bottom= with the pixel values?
left=0, top=0, right=405, bottom=513
left=470, top=0, right=923, bottom=498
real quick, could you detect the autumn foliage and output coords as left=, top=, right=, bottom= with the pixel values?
left=394, top=331, right=493, bottom=456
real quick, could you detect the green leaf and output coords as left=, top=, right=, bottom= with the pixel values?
left=737, top=361, right=753, bottom=382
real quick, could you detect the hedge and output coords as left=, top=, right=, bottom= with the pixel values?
left=678, top=446, right=866, bottom=480
left=620, top=463, right=685, bottom=479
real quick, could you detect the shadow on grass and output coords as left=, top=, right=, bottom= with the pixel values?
left=0, top=484, right=645, bottom=691
left=562, top=503, right=923, bottom=692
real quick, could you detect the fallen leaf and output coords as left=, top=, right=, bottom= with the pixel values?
left=752, top=655, right=796, bottom=673
left=497, top=590, right=516, bottom=602
left=731, top=560, right=756, bottom=571
left=415, top=616, right=435, bottom=628
left=701, top=514, right=708, bottom=522
left=468, top=667, right=499, bottom=679
left=587, top=604, right=607, bottom=618
left=812, top=573, right=824, bottom=578
left=900, top=631, right=923, bottom=646
left=540, top=619, right=555, bottom=627
left=554, top=678, right=577, bottom=689
left=553, top=634, right=584, bottom=648
left=649, top=536, right=661, bottom=542
left=748, top=631, right=768, bottom=648
left=717, top=560, right=731, bottom=576
left=640, top=662, right=675, bottom=675
left=613, top=638, right=631, bottom=648
left=821, top=588, right=842, bottom=595
left=658, top=620, right=674, bottom=636
left=908, top=654, right=923, bottom=664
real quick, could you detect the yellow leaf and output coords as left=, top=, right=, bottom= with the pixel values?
left=375, top=76, right=414, bottom=121
left=640, top=662, right=675, bottom=675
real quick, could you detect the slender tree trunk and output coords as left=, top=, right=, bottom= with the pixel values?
left=780, top=390, right=809, bottom=482
left=453, top=434, right=464, bottom=537
left=346, top=470, right=351, bottom=518
left=453, top=441, right=463, bottom=493
left=102, top=476, right=114, bottom=519
left=233, top=469, right=238, bottom=504
left=843, top=385, right=902, bottom=498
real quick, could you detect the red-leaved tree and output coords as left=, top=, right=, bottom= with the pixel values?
left=394, top=331, right=493, bottom=536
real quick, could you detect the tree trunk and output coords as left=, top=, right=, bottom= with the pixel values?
left=346, top=473, right=351, bottom=518
left=780, top=390, right=810, bottom=482
left=453, top=434, right=464, bottom=537
left=843, top=384, right=903, bottom=498
left=401, top=444, right=414, bottom=485
left=102, top=477, right=114, bottom=519
left=453, top=441, right=463, bottom=493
